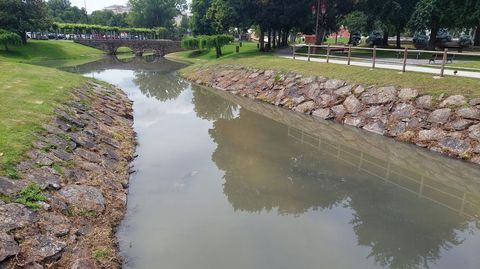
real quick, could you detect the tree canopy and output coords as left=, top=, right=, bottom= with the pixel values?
left=128, top=0, right=187, bottom=28
left=0, top=0, right=51, bottom=43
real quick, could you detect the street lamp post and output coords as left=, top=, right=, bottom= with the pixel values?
left=315, top=0, right=328, bottom=45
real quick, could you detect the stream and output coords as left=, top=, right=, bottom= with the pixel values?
left=67, top=56, right=480, bottom=269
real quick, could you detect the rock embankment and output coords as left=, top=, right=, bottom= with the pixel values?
left=184, top=65, right=480, bottom=165
left=0, top=82, right=135, bottom=268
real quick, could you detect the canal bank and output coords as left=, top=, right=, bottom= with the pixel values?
left=0, top=80, right=135, bottom=268
left=180, top=64, right=480, bottom=166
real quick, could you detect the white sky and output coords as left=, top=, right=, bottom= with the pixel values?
left=70, top=0, right=191, bottom=14
left=70, top=0, right=128, bottom=13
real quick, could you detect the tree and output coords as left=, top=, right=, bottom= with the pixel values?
left=190, top=0, right=216, bottom=35
left=90, top=10, right=129, bottom=27
left=458, top=0, right=480, bottom=46
left=0, top=29, right=22, bottom=51
left=313, top=0, right=357, bottom=45
left=340, top=11, right=368, bottom=36
left=0, top=0, right=50, bottom=43
left=47, top=0, right=88, bottom=23
left=409, top=0, right=460, bottom=50
left=128, top=0, right=187, bottom=28
left=360, top=0, right=419, bottom=48
left=176, top=15, right=190, bottom=38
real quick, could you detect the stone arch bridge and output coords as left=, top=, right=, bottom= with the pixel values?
left=74, top=39, right=183, bottom=56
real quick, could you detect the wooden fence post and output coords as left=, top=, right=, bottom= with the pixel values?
left=326, top=45, right=331, bottom=63
left=402, top=47, right=408, bottom=72
left=440, top=48, right=448, bottom=77
left=372, top=45, right=377, bottom=68
left=308, top=45, right=311, bottom=61
left=347, top=44, right=352, bottom=65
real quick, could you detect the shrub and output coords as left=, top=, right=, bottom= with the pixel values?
left=0, top=29, right=22, bottom=51
left=181, top=34, right=234, bottom=58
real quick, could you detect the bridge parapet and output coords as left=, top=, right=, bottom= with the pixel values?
left=74, top=39, right=183, bottom=56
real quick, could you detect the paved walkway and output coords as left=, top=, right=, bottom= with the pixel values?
left=276, top=50, right=480, bottom=79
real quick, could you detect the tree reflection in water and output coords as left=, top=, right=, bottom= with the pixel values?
left=192, top=87, right=239, bottom=121
left=134, top=70, right=189, bottom=101
left=195, top=86, right=478, bottom=269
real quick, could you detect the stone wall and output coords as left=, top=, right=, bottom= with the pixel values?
left=0, top=82, right=135, bottom=268
left=184, top=65, right=480, bottom=166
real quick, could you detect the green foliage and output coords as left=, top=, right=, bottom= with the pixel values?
left=0, top=30, right=22, bottom=51
left=90, top=10, right=129, bottom=27
left=182, top=37, right=200, bottom=49
left=181, top=34, right=234, bottom=58
left=190, top=0, right=216, bottom=35
left=15, top=183, right=47, bottom=210
left=47, top=0, right=88, bottom=24
left=339, top=11, right=368, bottom=35
left=128, top=0, right=187, bottom=28
left=53, top=22, right=156, bottom=34
left=0, top=0, right=50, bottom=42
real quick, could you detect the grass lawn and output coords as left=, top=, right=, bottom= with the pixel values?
left=171, top=42, right=480, bottom=99
left=0, top=61, right=87, bottom=176
left=0, top=40, right=99, bottom=176
left=168, top=41, right=260, bottom=64
left=0, top=40, right=104, bottom=68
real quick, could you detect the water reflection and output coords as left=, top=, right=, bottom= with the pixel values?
left=135, top=70, right=188, bottom=101
left=195, top=86, right=480, bottom=269
left=69, top=57, right=480, bottom=269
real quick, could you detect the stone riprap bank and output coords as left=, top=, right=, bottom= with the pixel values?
left=184, top=65, right=480, bottom=166
left=0, top=82, right=135, bottom=268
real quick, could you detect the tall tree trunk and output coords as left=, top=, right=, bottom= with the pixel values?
left=259, top=27, right=265, bottom=51
left=277, top=29, right=282, bottom=47
left=474, top=24, right=480, bottom=46
left=315, top=0, right=322, bottom=45
left=267, top=29, right=272, bottom=51
left=272, top=29, right=276, bottom=49
left=383, top=31, right=389, bottom=46
left=428, top=20, right=439, bottom=50
left=396, top=29, right=401, bottom=49
left=19, top=31, right=27, bottom=44
left=283, top=28, right=289, bottom=47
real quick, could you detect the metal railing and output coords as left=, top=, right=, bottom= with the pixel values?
left=291, top=44, right=480, bottom=77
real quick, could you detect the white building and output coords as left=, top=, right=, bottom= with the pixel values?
left=104, top=4, right=131, bottom=14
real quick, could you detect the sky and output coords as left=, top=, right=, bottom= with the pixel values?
left=70, top=0, right=191, bottom=14
left=70, top=0, right=128, bottom=13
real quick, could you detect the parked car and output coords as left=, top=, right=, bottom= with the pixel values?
left=366, top=31, right=383, bottom=46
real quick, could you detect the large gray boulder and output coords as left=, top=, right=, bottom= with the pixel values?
left=343, top=95, right=363, bottom=114
left=428, top=108, right=452, bottom=124
left=469, top=124, right=480, bottom=141
left=23, top=234, right=66, bottom=263
left=0, top=232, right=19, bottom=262
left=0, top=203, right=35, bottom=232
left=58, top=185, right=105, bottom=213
left=440, top=95, right=466, bottom=107
left=361, top=86, right=397, bottom=105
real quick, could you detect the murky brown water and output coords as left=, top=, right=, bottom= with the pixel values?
left=73, top=56, right=480, bottom=269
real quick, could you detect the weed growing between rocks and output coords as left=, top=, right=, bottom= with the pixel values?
left=15, top=183, right=47, bottom=210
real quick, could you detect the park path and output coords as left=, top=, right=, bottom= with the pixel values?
left=274, top=48, right=480, bottom=79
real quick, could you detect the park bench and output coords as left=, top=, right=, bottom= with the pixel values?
left=428, top=53, right=455, bottom=64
